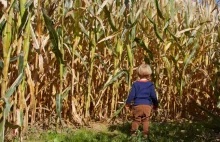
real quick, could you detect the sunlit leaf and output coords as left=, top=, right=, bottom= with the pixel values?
left=144, top=11, right=164, bottom=42
left=103, top=70, right=129, bottom=90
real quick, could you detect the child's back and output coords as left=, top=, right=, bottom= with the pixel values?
left=125, top=64, right=159, bottom=139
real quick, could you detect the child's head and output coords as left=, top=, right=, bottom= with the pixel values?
left=136, top=64, right=152, bottom=79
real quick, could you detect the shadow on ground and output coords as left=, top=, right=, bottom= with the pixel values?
left=108, top=121, right=219, bottom=142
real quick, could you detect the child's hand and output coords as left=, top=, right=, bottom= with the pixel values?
left=153, top=105, right=158, bottom=111
left=125, top=104, right=130, bottom=111
left=125, top=104, right=132, bottom=121
left=125, top=104, right=130, bottom=112
left=125, top=107, right=130, bottom=113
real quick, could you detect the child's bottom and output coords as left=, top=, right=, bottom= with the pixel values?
left=131, top=105, right=152, bottom=135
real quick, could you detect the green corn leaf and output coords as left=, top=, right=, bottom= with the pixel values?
left=0, top=52, right=25, bottom=74
left=144, top=11, right=164, bottom=42
left=104, top=6, right=117, bottom=32
left=110, top=103, right=125, bottom=121
left=10, top=54, right=22, bottom=62
left=0, top=61, right=3, bottom=69
left=79, top=22, right=89, bottom=38
left=62, top=66, right=68, bottom=79
left=154, top=0, right=164, bottom=19
left=129, top=24, right=137, bottom=41
left=0, top=19, right=6, bottom=35
left=18, top=7, right=32, bottom=37
left=162, top=56, right=171, bottom=79
left=61, top=87, right=71, bottom=100
left=56, top=94, right=62, bottom=118
left=0, top=72, right=23, bottom=142
left=170, top=56, right=181, bottom=75
left=3, top=9, right=12, bottom=55
left=183, top=43, right=199, bottom=71
left=97, top=0, right=112, bottom=15
left=134, top=38, right=154, bottom=61
left=103, top=70, right=129, bottom=90
left=169, top=0, right=175, bottom=17
left=127, top=20, right=138, bottom=29
left=3, top=99, right=12, bottom=120
left=121, top=27, right=129, bottom=39
left=25, top=0, right=34, bottom=8
left=186, top=26, right=201, bottom=47
left=7, top=0, right=16, bottom=12
left=5, top=72, right=24, bottom=98
left=0, top=101, right=6, bottom=141
left=0, top=52, right=24, bottom=71
left=42, top=9, right=64, bottom=64
left=116, top=38, right=123, bottom=58
left=95, top=16, right=106, bottom=36
left=74, top=50, right=89, bottom=72
left=126, top=45, right=133, bottom=66
left=118, top=4, right=126, bottom=17
left=18, top=53, right=24, bottom=74
left=5, top=121, right=20, bottom=129
left=30, top=24, right=40, bottom=50
left=56, top=87, right=71, bottom=119
left=167, top=28, right=185, bottom=56
left=64, top=0, right=72, bottom=14
left=167, top=28, right=178, bottom=41
left=163, top=18, right=170, bottom=32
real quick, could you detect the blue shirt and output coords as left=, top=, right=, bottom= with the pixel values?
left=126, top=80, right=158, bottom=106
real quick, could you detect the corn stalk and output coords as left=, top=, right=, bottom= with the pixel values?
left=1, top=1, right=13, bottom=98
left=0, top=73, right=23, bottom=142
left=0, top=2, right=14, bottom=141
left=0, top=0, right=219, bottom=137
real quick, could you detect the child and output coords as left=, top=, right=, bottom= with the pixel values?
left=125, top=64, right=158, bottom=138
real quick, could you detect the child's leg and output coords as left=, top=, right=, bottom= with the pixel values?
left=131, top=106, right=142, bottom=134
left=142, top=105, right=152, bottom=135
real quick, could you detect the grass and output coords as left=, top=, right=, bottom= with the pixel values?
left=8, top=121, right=219, bottom=142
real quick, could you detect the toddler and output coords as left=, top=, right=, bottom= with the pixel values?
left=125, top=64, right=158, bottom=138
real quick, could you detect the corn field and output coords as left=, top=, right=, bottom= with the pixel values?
left=0, top=0, right=220, bottom=141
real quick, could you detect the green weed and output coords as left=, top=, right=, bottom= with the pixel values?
left=14, top=121, right=218, bottom=142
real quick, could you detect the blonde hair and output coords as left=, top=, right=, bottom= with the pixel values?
left=137, top=64, right=152, bottom=77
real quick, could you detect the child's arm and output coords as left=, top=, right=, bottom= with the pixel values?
left=150, top=85, right=158, bottom=109
left=125, top=84, right=136, bottom=107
